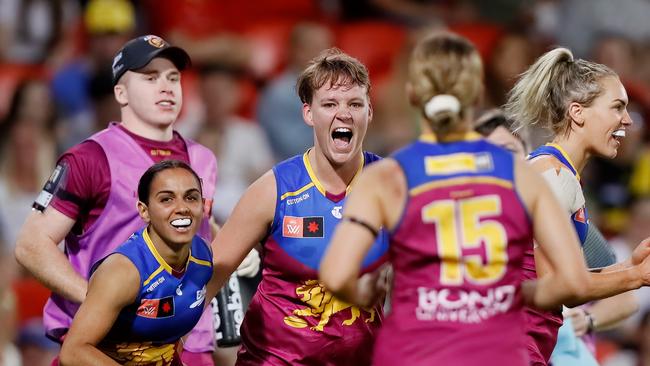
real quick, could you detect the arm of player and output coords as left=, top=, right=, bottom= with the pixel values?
left=209, top=216, right=220, bottom=239
left=517, top=160, right=647, bottom=308
left=14, top=208, right=87, bottom=303
left=594, top=237, right=650, bottom=273
left=320, top=160, right=405, bottom=307
left=59, top=254, right=140, bottom=366
left=566, top=290, right=638, bottom=336
left=516, top=159, right=591, bottom=309
left=209, top=213, right=261, bottom=278
left=206, top=170, right=276, bottom=304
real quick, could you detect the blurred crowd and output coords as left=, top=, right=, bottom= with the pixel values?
left=3, top=0, right=650, bottom=365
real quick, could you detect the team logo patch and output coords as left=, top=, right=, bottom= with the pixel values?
left=137, top=296, right=175, bottom=318
left=574, top=207, right=587, bottom=223
left=144, top=35, right=165, bottom=48
left=283, top=280, right=376, bottom=331
left=282, top=216, right=324, bottom=238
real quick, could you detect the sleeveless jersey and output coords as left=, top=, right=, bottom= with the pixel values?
left=528, top=143, right=589, bottom=243
left=43, top=123, right=217, bottom=353
left=524, top=143, right=589, bottom=365
left=236, top=151, right=389, bottom=366
left=96, top=228, right=213, bottom=365
left=374, top=134, right=533, bottom=366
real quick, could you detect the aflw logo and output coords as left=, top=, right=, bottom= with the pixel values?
left=287, top=222, right=301, bottom=235
left=282, top=216, right=324, bottom=238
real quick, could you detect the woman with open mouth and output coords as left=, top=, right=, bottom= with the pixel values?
left=206, top=48, right=389, bottom=366
left=59, top=160, right=215, bottom=366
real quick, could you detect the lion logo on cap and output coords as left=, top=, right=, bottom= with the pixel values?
left=144, top=35, right=165, bottom=48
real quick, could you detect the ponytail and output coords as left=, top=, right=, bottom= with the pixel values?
left=505, top=47, right=616, bottom=136
left=408, top=31, right=483, bottom=135
left=423, top=94, right=462, bottom=134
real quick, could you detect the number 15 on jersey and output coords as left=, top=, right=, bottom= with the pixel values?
left=422, top=195, right=508, bottom=286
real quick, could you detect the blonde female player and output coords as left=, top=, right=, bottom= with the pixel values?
left=505, top=47, right=650, bottom=365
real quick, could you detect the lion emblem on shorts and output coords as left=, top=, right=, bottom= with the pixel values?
left=283, top=280, right=376, bottom=331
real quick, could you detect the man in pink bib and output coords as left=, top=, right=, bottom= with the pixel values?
left=15, top=35, right=219, bottom=366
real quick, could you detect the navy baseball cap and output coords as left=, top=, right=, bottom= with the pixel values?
left=111, top=35, right=191, bottom=85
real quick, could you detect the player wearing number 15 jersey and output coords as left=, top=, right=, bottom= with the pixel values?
left=372, top=134, right=532, bottom=365
left=320, top=31, right=620, bottom=366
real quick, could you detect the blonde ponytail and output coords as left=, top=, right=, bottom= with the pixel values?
left=408, top=31, right=483, bottom=135
left=505, top=47, right=616, bottom=136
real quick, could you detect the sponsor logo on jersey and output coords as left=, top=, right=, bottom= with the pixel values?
left=331, top=206, right=343, bottom=219
left=190, top=286, right=206, bottom=309
left=415, top=285, right=515, bottom=323
left=137, top=296, right=175, bottom=318
left=145, top=276, right=165, bottom=293
left=150, top=149, right=171, bottom=157
left=425, top=152, right=493, bottom=176
left=282, top=216, right=324, bottom=238
left=286, top=193, right=310, bottom=206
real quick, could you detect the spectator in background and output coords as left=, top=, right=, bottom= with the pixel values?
left=140, top=0, right=253, bottom=72
left=256, top=22, right=333, bottom=161
left=555, top=0, right=650, bottom=58
left=0, top=79, right=58, bottom=259
left=16, top=319, right=58, bottom=366
left=0, top=0, right=78, bottom=64
left=609, top=199, right=650, bottom=332
left=195, top=62, right=273, bottom=224
left=51, top=0, right=135, bottom=150
left=484, top=30, right=538, bottom=109
left=0, top=250, right=21, bottom=366
left=602, top=310, right=650, bottom=366
left=87, top=67, right=121, bottom=134
left=365, top=30, right=418, bottom=156
left=0, top=80, right=59, bottom=366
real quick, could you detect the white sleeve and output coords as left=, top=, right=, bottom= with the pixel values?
left=540, top=167, right=585, bottom=215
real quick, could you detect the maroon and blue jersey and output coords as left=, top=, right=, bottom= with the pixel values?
left=374, top=133, right=533, bottom=366
left=528, top=143, right=588, bottom=244
left=236, top=151, right=389, bottom=366
left=95, top=228, right=213, bottom=365
left=524, top=143, right=590, bottom=365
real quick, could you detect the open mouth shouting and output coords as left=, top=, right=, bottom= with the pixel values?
left=332, top=127, right=354, bottom=151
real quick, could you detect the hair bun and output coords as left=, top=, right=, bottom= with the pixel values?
left=424, top=94, right=461, bottom=119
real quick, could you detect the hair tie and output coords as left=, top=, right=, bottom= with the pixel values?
left=424, top=94, right=461, bottom=119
